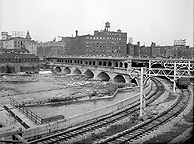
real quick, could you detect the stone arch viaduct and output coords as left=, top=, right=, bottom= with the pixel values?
left=46, top=56, right=194, bottom=85
left=47, top=57, right=140, bottom=85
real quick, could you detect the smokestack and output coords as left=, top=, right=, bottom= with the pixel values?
left=137, top=41, right=140, bottom=47
left=76, top=30, right=78, bottom=37
left=151, top=42, right=156, bottom=48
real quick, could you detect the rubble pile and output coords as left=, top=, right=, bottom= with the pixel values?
left=0, top=73, right=132, bottom=107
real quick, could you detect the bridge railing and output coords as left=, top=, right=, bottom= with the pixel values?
left=10, top=98, right=42, bottom=125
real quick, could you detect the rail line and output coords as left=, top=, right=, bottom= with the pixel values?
left=27, top=78, right=165, bottom=144
left=97, top=89, right=190, bottom=144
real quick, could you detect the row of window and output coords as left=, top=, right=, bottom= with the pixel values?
left=85, top=42, right=125, bottom=49
left=86, top=41, right=124, bottom=45
left=55, top=59, right=129, bottom=68
left=27, top=46, right=37, bottom=48
left=106, top=32, right=122, bottom=36
left=15, top=44, right=21, bottom=48
left=0, top=59, right=38, bottom=63
left=86, top=45, right=125, bottom=50
left=86, top=37, right=122, bottom=40
left=86, top=49, right=122, bottom=54
left=14, top=41, right=23, bottom=44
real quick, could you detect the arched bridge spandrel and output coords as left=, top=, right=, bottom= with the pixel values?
left=48, top=57, right=193, bottom=85
left=52, top=64, right=134, bottom=84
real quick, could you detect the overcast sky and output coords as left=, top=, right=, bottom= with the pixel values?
left=0, top=0, right=193, bottom=46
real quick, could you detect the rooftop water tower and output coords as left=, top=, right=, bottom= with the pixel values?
left=105, top=22, right=110, bottom=31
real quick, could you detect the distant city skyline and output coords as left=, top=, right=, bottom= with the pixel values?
left=0, top=0, right=193, bottom=46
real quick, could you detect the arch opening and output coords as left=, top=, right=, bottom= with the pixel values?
left=113, top=75, right=126, bottom=83
left=115, top=62, right=118, bottom=67
left=55, top=66, right=62, bottom=73
left=119, top=62, right=123, bottom=68
left=103, top=61, right=107, bottom=66
left=93, top=61, right=96, bottom=66
left=73, top=68, right=82, bottom=74
left=99, top=61, right=102, bottom=66
left=124, top=63, right=128, bottom=68
left=108, top=61, right=112, bottom=67
left=84, top=70, right=94, bottom=78
left=64, top=67, right=71, bottom=74
left=96, top=72, right=110, bottom=81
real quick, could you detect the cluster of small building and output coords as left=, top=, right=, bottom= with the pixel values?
left=0, top=31, right=39, bottom=73
left=0, top=22, right=193, bottom=60
left=127, top=40, right=193, bottom=59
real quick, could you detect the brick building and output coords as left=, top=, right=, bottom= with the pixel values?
left=37, top=40, right=67, bottom=57
left=126, top=42, right=140, bottom=57
left=61, top=37, right=71, bottom=55
left=2, top=37, right=26, bottom=49
left=2, top=31, right=39, bottom=56
left=69, top=22, right=127, bottom=57
left=140, top=45, right=151, bottom=57
left=0, top=49, right=39, bottom=73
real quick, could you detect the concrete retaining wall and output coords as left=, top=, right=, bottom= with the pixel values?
left=0, top=79, right=152, bottom=141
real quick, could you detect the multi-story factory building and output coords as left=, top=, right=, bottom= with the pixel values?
left=70, top=22, right=127, bottom=57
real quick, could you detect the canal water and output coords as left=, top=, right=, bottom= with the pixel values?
left=0, top=73, right=138, bottom=119
left=27, top=90, right=138, bottom=119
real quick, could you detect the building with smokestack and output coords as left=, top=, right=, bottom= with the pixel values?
left=69, top=22, right=127, bottom=57
left=134, top=42, right=140, bottom=56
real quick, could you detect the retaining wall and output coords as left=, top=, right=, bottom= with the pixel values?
left=1, top=79, right=152, bottom=140
left=22, top=78, right=151, bottom=139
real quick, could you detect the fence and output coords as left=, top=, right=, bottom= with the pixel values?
left=10, top=98, right=42, bottom=125
left=3, top=105, right=30, bottom=129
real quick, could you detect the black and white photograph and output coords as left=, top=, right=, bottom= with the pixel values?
left=0, top=0, right=193, bottom=143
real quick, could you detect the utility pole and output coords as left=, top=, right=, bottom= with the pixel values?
left=173, top=62, right=177, bottom=93
left=140, top=67, right=144, bottom=116
left=188, top=61, right=191, bottom=76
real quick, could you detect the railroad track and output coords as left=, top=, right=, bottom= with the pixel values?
left=28, top=78, right=165, bottom=144
left=96, top=89, right=190, bottom=144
